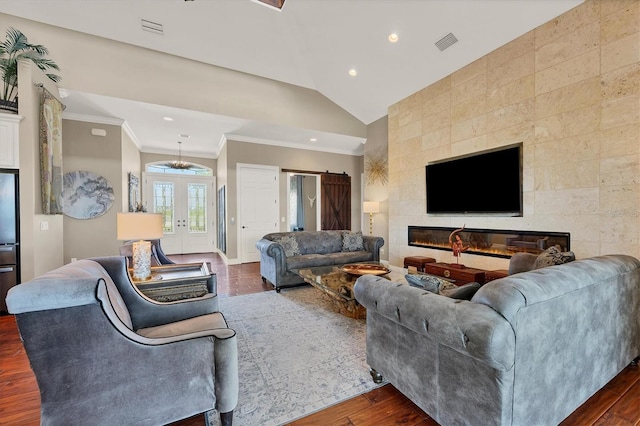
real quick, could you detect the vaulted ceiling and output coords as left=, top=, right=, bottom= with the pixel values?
left=0, top=0, right=584, bottom=157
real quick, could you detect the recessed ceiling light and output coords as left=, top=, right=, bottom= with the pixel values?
left=348, top=69, right=357, bottom=77
left=163, top=117, right=174, bottom=121
left=310, top=138, right=317, bottom=142
left=388, top=33, right=399, bottom=43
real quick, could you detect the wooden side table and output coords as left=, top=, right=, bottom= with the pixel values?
left=403, top=256, right=436, bottom=272
left=423, top=263, right=486, bottom=285
left=485, top=269, right=509, bottom=283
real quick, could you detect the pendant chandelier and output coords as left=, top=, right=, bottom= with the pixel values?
left=165, top=141, right=192, bottom=170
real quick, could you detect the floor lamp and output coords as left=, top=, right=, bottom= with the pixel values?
left=117, top=212, right=164, bottom=281
left=363, top=201, right=379, bottom=235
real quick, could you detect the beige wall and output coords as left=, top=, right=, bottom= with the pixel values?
left=121, top=129, right=141, bottom=212
left=62, top=120, right=124, bottom=263
left=388, top=0, right=639, bottom=270
left=364, top=116, right=390, bottom=261
left=17, top=61, right=65, bottom=281
left=301, top=175, right=318, bottom=231
left=224, top=140, right=363, bottom=262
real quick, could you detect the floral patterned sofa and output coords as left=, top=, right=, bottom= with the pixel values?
left=256, top=230, right=384, bottom=292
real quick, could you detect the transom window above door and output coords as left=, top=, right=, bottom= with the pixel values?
left=146, top=162, right=213, bottom=176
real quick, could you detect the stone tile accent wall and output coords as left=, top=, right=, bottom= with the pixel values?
left=388, top=0, right=639, bottom=269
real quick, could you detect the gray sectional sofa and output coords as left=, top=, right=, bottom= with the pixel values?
left=354, top=254, right=640, bottom=426
left=256, top=230, right=384, bottom=292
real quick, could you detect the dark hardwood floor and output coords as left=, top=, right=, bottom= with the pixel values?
left=1, top=253, right=639, bottom=425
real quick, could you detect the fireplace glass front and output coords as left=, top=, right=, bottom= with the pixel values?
left=408, top=226, right=570, bottom=259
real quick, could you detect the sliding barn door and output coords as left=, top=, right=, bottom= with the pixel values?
left=321, top=173, right=351, bottom=230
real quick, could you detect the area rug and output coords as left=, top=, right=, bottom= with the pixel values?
left=208, top=286, right=384, bottom=425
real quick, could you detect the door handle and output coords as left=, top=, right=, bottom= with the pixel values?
left=0, top=267, right=14, bottom=273
left=242, top=226, right=247, bottom=229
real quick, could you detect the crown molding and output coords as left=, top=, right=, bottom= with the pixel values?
left=62, top=112, right=124, bottom=127
left=121, top=121, right=142, bottom=150
left=216, top=134, right=227, bottom=158
left=225, top=134, right=364, bottom=156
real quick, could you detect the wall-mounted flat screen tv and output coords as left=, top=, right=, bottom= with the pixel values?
left=425, top=143, right=523, bottom=216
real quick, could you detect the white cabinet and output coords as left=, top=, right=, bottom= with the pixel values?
left=0, top=113, right=23, bottom=169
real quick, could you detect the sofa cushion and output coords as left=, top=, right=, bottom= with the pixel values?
left=137, top=312, right=228, bottom=338
left=342, top=231, right=364, bottom=252
left=274, top=235, right=301, bottom=257
left=325, top=251, right=373, bottom=265
left=287, top=254, right=335, bottom=269
left=532, top=246, right=575, bottom=269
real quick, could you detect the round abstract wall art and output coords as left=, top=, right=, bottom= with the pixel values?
left=62, top=171, right=115, bottom=219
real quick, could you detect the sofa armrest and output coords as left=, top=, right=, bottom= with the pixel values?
left=91, top=256, right=218, bottom=329
left=256, top=238, right=287, bottom=285
left=362, top=235, right=384, bottom=261
left=256, top=238, right=286, bottom=263
left=354, top=275, right=515, bottom=371
left=7, top=276, right=99, bottom=314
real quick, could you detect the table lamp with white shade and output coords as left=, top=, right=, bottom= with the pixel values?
left=363, top=201, right=380, bottom=235
left=116, top=212, right=164, bottom=280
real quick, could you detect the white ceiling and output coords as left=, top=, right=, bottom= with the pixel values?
left=1, top=0, right=583, bottom=158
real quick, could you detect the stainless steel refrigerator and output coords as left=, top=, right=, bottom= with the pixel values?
left=0, top=169, right=19, bottom=313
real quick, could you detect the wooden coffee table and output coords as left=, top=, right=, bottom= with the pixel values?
left=292, top=263, right=405, bottom=319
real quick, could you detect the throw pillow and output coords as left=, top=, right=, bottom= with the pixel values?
left=440, top=282, right=481, bottom=300
left=273, top=235, right=300, bottom=257
left=342, top=231, right=364, bottom=252
left=405, top=273, right=454, bottom=293
left=532, top=246, right=575, bottom=270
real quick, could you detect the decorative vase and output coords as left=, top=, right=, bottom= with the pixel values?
left=0, top=99, right=18, bottom=114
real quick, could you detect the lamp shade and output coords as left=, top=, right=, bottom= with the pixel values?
left=363, top=201, right=380, bottom=214
left=116, top=213, right=164, bottom=241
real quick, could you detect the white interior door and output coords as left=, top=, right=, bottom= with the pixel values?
left=143, top=173, right=215, bottom=255
left=238, top=164, right=279, bottom=263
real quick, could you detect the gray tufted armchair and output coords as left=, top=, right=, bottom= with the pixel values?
left=6, top=256, right=238, bottom=426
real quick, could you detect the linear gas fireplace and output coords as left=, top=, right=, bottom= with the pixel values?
left=408, top=226, right=570, bottom=259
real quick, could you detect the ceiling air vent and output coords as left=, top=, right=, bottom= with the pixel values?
left=435, top=33, right=458, bottom=51
left=141, top=19, right=163, bottom=35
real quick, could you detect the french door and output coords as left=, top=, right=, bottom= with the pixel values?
left=143, top=173, right=215, bottom=255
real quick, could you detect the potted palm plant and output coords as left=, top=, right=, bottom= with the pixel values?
left=0, top=27, right=61, bottom=113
